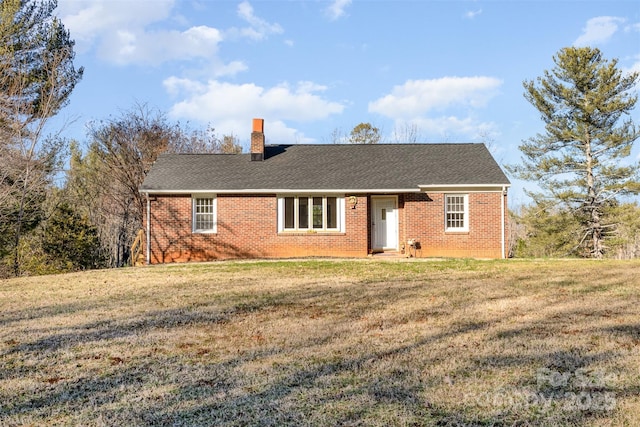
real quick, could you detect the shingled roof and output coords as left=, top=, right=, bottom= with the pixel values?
left=140, top=143, right=510, bottom=193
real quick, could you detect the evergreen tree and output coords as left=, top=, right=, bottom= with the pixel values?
left=511, top=203, right=584, bottom=258
left=509, top=47, right=640, bottom=258
left=42, top=202, right=105, bottom=271
left=0, top=0, right=83, bottom=275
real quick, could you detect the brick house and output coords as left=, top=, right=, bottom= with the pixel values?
left=140, top=119, right=510, bottom=264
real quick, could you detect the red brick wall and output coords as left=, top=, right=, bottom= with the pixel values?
left=401, top=192, right=507, bottom=258
left=146, top=194, right=369, bottom=263
left=144, top=191, right=507, bottom=263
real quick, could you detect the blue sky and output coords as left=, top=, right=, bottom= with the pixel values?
left=54, top=0, right=640, bottom=205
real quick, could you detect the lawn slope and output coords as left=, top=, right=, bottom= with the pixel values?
left=1, top=259, right=639, bottom=426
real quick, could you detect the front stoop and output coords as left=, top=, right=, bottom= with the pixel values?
left=370, top=251, right=406, bottom=259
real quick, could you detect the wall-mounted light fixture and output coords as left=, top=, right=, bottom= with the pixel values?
left=348, top=195, right=358, bottom=209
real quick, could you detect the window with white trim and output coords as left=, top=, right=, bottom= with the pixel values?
left=192, top=196, right=216, bottom=233
left=445, top=194, right=469, bottom=232
left=278, top=196, right=344, bottom=232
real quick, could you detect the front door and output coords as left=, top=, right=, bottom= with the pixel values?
left=372, top=197, right=398, bottom=251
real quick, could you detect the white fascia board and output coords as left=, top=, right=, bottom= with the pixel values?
left=418, top=184, right=510, bottom=192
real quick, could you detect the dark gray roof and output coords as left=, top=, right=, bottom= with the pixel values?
left=140, top=143, right=510, bottom=192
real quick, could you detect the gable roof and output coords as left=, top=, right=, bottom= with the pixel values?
left=140, top=143, right=510, bottom=193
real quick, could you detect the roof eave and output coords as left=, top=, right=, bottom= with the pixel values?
left=418, top=184, right=511, bottom=192
left=141, top=184, right=511, bottom=195
left=140, top=188, right=424, bottom=195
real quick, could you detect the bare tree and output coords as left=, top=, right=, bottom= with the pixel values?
left=392, top=122, right=421, bottom=144
left=219, top=134, right=243, bottom=154
left=85, top=105, right=178, bottom=266
left=73, top=104, right=241, bottom=267
left=167, top=124, right=242, bottom=154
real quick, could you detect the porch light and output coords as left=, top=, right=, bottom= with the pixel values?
left=348, top=195, right=358, bottom=209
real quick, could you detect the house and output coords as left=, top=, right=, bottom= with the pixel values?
left=139, top=118, right=510, bottom=263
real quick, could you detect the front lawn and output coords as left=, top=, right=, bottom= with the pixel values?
left=1, top=259, right=638, bottom=425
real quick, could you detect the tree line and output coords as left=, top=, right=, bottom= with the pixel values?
left=2, top=97, right=242, bottom=277
left=1, top=1, right=639, bottom=277
left=0, top=0, right=242, bottom=277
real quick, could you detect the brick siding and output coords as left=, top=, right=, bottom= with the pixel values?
left=145, top=191, right=507, bottom=263
left=402, top=192, right=508, bottom=259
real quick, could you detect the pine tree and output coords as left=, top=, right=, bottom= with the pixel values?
left=42, top=202, right=105, bottom=271
left=509, top=47, right=640, bottom=258
left=0, top=0, right=83, bottom=274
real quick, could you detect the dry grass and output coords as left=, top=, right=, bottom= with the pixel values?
left=1, top=258, right=639, bottom=426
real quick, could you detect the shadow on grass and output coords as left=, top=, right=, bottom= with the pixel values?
left=1, top=268, right=638, bottom=426
left=2, top=306, right=231, bottom=358
left=118, top=322, right=485, bottom=426
left=0, top=301, right=103, bottom=327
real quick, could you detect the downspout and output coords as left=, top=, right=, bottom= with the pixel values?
left=146, top=193, right=151, bottom=265
left=501, top=186, right=506, bottom=259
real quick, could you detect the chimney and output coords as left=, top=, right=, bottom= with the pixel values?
left=250, top=118, right=264, bottom=161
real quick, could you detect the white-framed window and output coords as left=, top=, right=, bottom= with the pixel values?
left=445, top=194, right=469, bottom=232
left=278, top=195, right=345, bottom=232
left=192, top=195, right=217, bottom=233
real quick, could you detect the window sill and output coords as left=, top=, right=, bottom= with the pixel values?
left=278, top=231, right=345, bottom=236
left=193, top=230, right=217, bottom=234
left=445, top=230, right=469, bottom=235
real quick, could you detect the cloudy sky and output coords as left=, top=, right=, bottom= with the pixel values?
left=54, top=0, right=640, bottom=203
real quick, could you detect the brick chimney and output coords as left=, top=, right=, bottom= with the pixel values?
left=250, top=118, right=265, bottom=161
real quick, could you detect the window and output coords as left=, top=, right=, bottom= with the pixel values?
left=278, top=196, right=344, bottom=232
left=193, top=196, right=216, bottom=233
left=445, top=194, right=468, bottom=232
left=299, top=197, right=309, bottom=229
left=284, top=197, right=295, bottom=229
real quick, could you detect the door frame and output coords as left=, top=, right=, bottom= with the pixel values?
left=370, top=196, right=399, bottom=252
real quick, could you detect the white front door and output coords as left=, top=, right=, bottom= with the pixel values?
left=372, top=197, right=398, bottom=250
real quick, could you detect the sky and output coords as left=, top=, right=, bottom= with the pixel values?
left=52, top=0, right=640, bottom=205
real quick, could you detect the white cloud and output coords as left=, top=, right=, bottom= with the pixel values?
left=99, top=26, right=224, bottom=66
left=229, top=1, right=284, bottom=40
left=210, top=60, right=249, bottom=78
left=465, top=9, right=482, bottom=19
left=57, top=0, right=274, bottom=74
left=57, top=0, right=176, bottom=53
left=369, top=76, right=502, bottom=118
left=295, top=81, right=329, bottom=94
left=164, top=79, right=345, bottom=143
left=326, top=0, right=352, bottom=21
left=369, top=77, right=502, bottom=140
left=163, top=77, right=206, bottom=97
left=574, top=16, right=625, bottom=46
left=263, top=120, right=315, bottom=144
left=630, top=56, right=640, bottom=75
left=624, top=24, right=640, bottom=78
left=409, top=116, right=498, bottom=140
left=623, top=54, right=640, bottom=93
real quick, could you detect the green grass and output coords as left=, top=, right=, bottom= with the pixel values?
left=1, top=258, right=639, bottom=426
